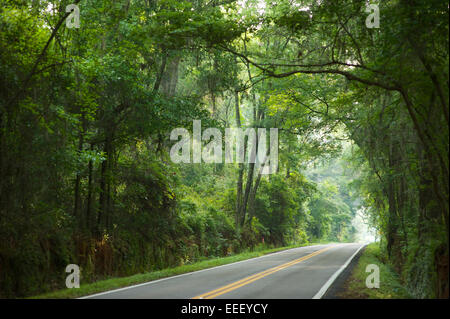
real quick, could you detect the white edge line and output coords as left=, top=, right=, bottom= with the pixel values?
left=312, top=243, right=366, bottom=299
left=78, top=243, right=334, bottom=299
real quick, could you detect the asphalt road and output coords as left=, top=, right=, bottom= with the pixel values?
left=82, top=243, right=364, bottom=299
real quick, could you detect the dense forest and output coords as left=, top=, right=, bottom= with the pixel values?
left=0, top=0, right=447, bottom=298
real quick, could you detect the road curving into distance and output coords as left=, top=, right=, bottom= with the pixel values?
left=81, top=243, right=365, bottom=299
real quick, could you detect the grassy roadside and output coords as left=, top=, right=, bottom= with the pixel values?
left=336, top=242, right=411, bottom=299
left=30, top=242, right=328, bottom=299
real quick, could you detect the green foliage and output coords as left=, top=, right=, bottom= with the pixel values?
left=338, top=243, right=412, bottom=299
left=254, top=175, right=299, bottom=245
left=0, top=0, right=447, bottom=299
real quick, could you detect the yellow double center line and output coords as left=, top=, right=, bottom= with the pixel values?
left=192, top=246, right=332, bottom=299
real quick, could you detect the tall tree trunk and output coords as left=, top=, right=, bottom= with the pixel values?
left=235, top=90, right=244, bottom=229
left=160, top=55, right=180, bottom=96
left=86, top=144, right=94, bottom=233
left=73, top=114, right=85, bottom=228
left=98, top=135, right=111, bottom=235
left=386, top=140, right=399, bottom=259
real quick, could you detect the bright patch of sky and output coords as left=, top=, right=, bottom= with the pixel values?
left=352, top=208, right=377, bottom=243
left=45, top=1, right=55, bottom=14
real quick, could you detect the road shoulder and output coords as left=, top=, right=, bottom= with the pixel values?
left=322, top=244, right=366, bottom=298
left=323, top=242, right=412, bottom=299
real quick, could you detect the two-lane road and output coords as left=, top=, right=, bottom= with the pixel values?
left=81, top=243, right=364, bottom=299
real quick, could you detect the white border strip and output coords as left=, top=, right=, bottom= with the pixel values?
left=312, top=244, right=366, bottom=299
left=79, top=244, right=330, bottom=299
